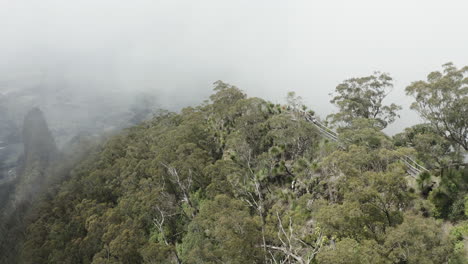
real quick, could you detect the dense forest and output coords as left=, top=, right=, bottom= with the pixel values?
left=0, top=63, right=467, bottom=263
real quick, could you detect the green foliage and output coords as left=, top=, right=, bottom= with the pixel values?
left=316, top=171, right=412, bottom=242
left=449, top=221, right=468, bottom=263
left=393, top=123, right=458, bottom=169
left=329, top=72, right=401, bottom=129
left=384, top=214, right=452, bottom=264
left=317, top=238, right=386, bottom=264
left=2, top=82, right=462, bottom=264
left=406, top=62, right=468, bottom=151
left=430, top=168, right=468, bottom=221
left=179, top=195, right=263, bottom=263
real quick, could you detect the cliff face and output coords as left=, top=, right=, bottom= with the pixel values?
left=15, top=108, right=57, bottom=202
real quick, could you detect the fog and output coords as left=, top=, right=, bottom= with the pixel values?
left=1, top=0, right=468, bottom=142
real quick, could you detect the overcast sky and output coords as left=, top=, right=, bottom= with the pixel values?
left=1, top=0, right=468, bottom=134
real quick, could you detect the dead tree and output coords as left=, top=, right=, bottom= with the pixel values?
left=266, top=212, right=324, bottom=264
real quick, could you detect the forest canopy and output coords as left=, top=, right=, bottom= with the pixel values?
left=1, top=64, right=467, bottom=264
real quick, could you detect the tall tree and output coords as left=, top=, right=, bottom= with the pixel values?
left=329, top=72, right=401, bottom=129
left=393, top=123, right=458, bottom=168
left=406, top=63, right=468, bottom=151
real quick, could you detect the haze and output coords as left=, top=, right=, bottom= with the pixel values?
left=1, top=0, right=468, bottom=137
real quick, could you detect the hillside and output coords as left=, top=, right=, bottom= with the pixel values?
left=1, top=80, right=467, bottom=264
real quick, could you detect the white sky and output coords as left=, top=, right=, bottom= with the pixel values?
left=1, top=0, right=468, bottom=134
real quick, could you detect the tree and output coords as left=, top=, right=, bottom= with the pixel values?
left=429, top=168, right=468, bottom=221
left=329, top=72, right=401, bottom=129
left=179, top=195, right=263, bottom=263
left=8, top=81, right=462, bottom=264
left=264, top=204, right=326, bottom=264
left=383, top=214, right=452, bottom=264
left=315, top=170, right=412, bottom=242
left=209, top=80, right=246, bottom=117
left=406, top=63, right=468, bottom=151
left=317, top=238, right=386, bottom=264
left=393, top=123, right=457, bottom=169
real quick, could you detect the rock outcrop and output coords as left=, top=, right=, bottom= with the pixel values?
left=15, top=108, right=57, bottom=202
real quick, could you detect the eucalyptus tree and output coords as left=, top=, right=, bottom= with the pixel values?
left=329, top=72, right=401, bottom=129
left=406, top=63, right=468, bottom=151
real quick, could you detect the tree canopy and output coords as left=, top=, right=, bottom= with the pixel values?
left=0, top=80, right=466, bottom=264
left=406, top=63, right=468, bottom=151
left=328, top=72, right=402, bottom=129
